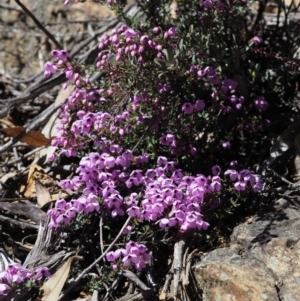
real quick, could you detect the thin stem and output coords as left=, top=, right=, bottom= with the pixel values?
left=14, top=0, right=63, bottom=50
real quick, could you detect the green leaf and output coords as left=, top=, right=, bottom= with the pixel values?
left=154, top=58, right=168, bottom=68
left=179, top=38, right=184, bottom=51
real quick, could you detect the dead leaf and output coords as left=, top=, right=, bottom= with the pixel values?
left=0, top=126, right=52, bottom=147
left=23, top=164, right=43, bottom=197
left=39, top=255, right=82, bottom=301
left=35, top=179, right=53, bottom=208
left=0, top=202, right=47, bottom=224
left=23, top=164, right=56, bottom=198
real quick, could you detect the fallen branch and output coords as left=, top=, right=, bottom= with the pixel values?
left=122, top=270, right=151, bottom=292
left=173, top=238, right=186, bottom=301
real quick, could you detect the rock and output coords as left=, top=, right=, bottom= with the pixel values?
left=192, top=198, right=300, bottom=301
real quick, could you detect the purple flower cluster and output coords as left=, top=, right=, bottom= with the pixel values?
left=47, top=196, right=100, bottom=228
left=125, top=158, right=213, bottom=232
left=228, top=94, right=245, bottom=111
left=159, top=133, right=198, bottom=156
left=224, top=169, right=263, bottom=192
left=51, top=101, right=130, bottom=157
left=191, top=64, right=269, bottom=114
left=50, top=148, right=223, bottom=232
left=192, top=65, right=239, bottom=98
left=182, top=99, right=205, bottom=115
left=106, top=241, right=151, bottom=271
left=44, top=49, right=69, bottom=79
left=48, top=143, right=148, bottom=227
left=254, top=96, right=269, bottom=112
left=44, top=48, right=97, bottom=91
left=97, top=25, right=177, bottom=66
left=0, top=263, right=50, bottom=295
left=49, top=134, right=264, bottom=230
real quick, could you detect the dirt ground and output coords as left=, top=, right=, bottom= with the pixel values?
left=0, top=0, right=114, bottom=78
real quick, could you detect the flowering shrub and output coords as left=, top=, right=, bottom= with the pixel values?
left=37, top=0, right=299, bottom=297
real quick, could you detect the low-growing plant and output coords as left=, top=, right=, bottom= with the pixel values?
left=44, top=0, right=270, bottom=296
left=3, top=0, right=300, bottom=299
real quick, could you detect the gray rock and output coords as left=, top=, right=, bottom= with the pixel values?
left=192, top=198, right=300, bottom=301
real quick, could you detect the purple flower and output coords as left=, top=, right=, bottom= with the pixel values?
left=6, top=263, right=32, bottom=284
left=114, top=248, right=127, bottom=259
left=190, top=65, right=198, bottom=72
left=124, top=225, right=132, bottom=234
left=51, top=49, right=68, bottom=60
left=254, top=96, right=269, bottom=112
left=123, top=28, right=138, bottom=38
left=44, top=62, right=57, bottom=78
left=212, top=165, right=221, bottom=176
left=157, top=156, right=168, bottom=167
left=153, top=27, right=161, bottom=34
left=182, top=102, right=194, bottom=114
left=202, top=0, right=213, bottom=8
left=222, top=79, right=238, bottom=93
left=167, top=27, right=177, bottom=37
left=252, top=36, right=263, bottom=45
left=224, top=169, right=238, bottom=181
left=194, top=99, right=205, bottom=111
left=116, top=155, right=130, bottom=168
left=56, top=199, right=67, bottom=209
left=122, top=253, right=137, bottom=267
left=135, top=261, right=146, bottom=271
left=35, top=267, right=51, bottom=280
left=229, top=160, right=238, bottom=168
left=190, top=145, right=197, bottom=155
left=217, top=2, right=227, bottom=10
left=126, top=170, right=143, bottom=188
left=210, top=180, right=221, bottom=191
left=51, top=49, right=60, bottom=57
left=158, top=218, right=169, bottom=228
left=209, top=75, right=221, bottom=85
left=0, top=283, right=10, bottom=295
left=234, top=181, right=246, bottom=191
left=65, top=69, right=74, bottom=80
left=222, top=141, right=231, bottom=149
left=236, top=103, right=242, bottom=110
left=230, top=95, right=238, bottom=104
left=197, top=69, right=204, bottom=78
left=56, top=213, right=71, bottom=225
left=127, top=206, right=141, bottom=217
left=204, top=66, right=215, bottom=76
left=104, top=155, right=116, bottom=168
left=106, top=251, right=116, bottom=262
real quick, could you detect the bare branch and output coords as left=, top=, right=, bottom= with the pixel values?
left=14, top=0, right=63, bottom=50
